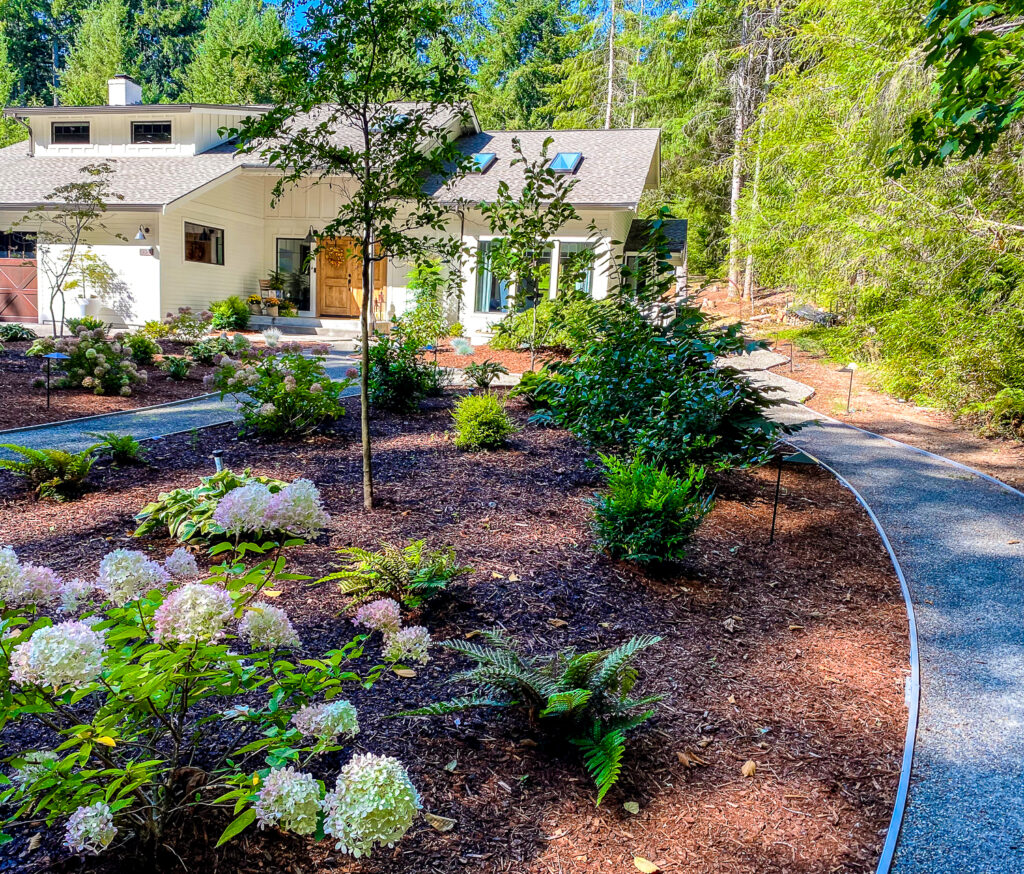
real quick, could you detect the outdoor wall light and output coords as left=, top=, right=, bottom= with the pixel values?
left=304, top=226, right=316, bottom=245
left=134, top=226, right=150, bottom=241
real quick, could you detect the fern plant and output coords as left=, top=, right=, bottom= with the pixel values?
left=87, top=432, right=148, bottom=465
left=320, top=540, right=471, bottom=608
left=464, top=358, right=509, bottom=391
left=401, top=630, right=662, bottom=803
left=0, top=443, right=97, bottom=500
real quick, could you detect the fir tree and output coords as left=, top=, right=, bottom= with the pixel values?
left=57, top=0, right=133, bottom=106
left=135, top=0, right=209, bottom=102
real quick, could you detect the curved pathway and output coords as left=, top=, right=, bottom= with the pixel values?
left=778, top=405, right=1024, bottom=874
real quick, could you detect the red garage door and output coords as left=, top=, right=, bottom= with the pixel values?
left=0, top=257, right=37, bottom=322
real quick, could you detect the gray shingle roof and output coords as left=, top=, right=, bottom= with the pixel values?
left=624, top=218, right=688, bottom=252
left=0, top=141, right=243, bottom=209
left=433, top=129, right=661, bottom=208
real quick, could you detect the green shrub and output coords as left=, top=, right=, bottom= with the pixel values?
left=139, top=319, right=172, bottom=340
left=27, top=331, right=142, bottom=396
left=160, top=355, right=192, bottom=381
left=210, top=342, right=350, bottom=438
left=0, top=323, right=37, bottom=341
left=405, top=260, right=448, bottom=349
left=490, top=293, right=604, bottom=353
left=190, top=334, right=251, bottom=365
left=448, top=321, right=464, bottom=338
left=464, top=358, right=509, bottom=391
left=210, top=296, right=250, bottom=331
left=509, top=367, right=562, bottom=410
left=591, top=454, right=713, bottom=565
left=134, top=468, right=289, bottom=542
left=961, top=387, right=1024, bottom=438
left=0, top=443, right=96, bottom=500
left=87, top=432, right=148, bottom=465
left=121, top=332, right=162, bottom=365
left=65, top=315, right=106, bottom=335
left=402, top=630, right=662, bottom=804
left=366, top=331, right=438, bottom=411
left=163, top=307, right=213, bottom=343
left=320, top=540, right=472, bottom=608
left=452, top=394, right=517, bottom=450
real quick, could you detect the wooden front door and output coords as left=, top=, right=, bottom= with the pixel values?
left=317, top=237, right=363, bottom=317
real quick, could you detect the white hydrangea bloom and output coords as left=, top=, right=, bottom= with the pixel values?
left=253, top=767, right=322, bottom=835
left=352, top=598, right=402, bottom=635
left=15, top=564, right=62, bottom=608
left=153, top=584, right=234, bottom=645
left=64, top=801, right=117, bottom=854
left=59, top=578, right=95, bottom=613
left=262, top=479, right=330, bottom=539
left=10, top=621, right=106, bottom=687
left=291, top=700, right=359, bottom=744
left=0, top=546, right=20, bottom=602
left=382, top=626, right=432, bottom=665
left=163, top=547, right=199, bottom=580
left=97, top=549, right=169, bottom=605
left=12, top=750, right=59, bottom=786
left=212, top=483, right=273, bottom=536
left=238, top=601, right=300, bottom=650
left=322, top=754, right=421, bottom=857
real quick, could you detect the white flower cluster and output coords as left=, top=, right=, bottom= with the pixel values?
left=153, top=584, right=234, bottom=645
left=0, top=546, right=76, bottom=609
left=291, top=700, right=359, bottom=745
left=12, top=750, right=58, bottom=786
left=352, top=598, right=401, bottom=635
left=9, top=621, right=106, bottom=688
left=382, top=626, right=432, bottom=665
left=212, top=480, right=329, bottom=540
left=163, top=547, right=199, bottom=580
left=59, top=578, right=95, bottom=613
left=322, top=754, right=421, bottom=858
left=238, top=601, right=301, bottom=650
left=64, top=801, right=117, bottom=854
left=97, top=549, right=169, bottom=605
left=254, top=766, right=322, bottom=835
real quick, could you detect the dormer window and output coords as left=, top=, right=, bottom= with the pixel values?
left=132, top=121, right=172, bottom=144
left=549, top=151, right=582, bottom=173
left=52, top=123, right=90, bottom=145
left=471, top=152, right=496, bottom=173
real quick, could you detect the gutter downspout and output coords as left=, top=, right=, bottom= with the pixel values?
left=12, top=115, right=33, bottom=157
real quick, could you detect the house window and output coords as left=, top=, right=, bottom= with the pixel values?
left=557, top=242, right=595, bottom=296
left=0, top=231, right=36, bottom=259
left=51, top=123, right=90, bottom=145
left=276, top=238, right=311, bottom=311
left=518, top=245, right=554, bottom=306
left=132, top=121, right=172, bottom=144
left=475, top=241, right=510, bottom=313
left=184, top=222, right=224, bottom=265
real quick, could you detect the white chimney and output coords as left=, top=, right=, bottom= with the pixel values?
left=107, top=75, right=142, bottom=106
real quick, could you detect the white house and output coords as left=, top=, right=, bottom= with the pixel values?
left=0, top=75, right=686, bottom=340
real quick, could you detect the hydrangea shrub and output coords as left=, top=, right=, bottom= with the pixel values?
left=27, top=327, right=144, bottom=396
left=0, top=529, right=422, bottom=860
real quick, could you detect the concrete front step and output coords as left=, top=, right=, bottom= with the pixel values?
left=249, top=314, right=365, bottom=339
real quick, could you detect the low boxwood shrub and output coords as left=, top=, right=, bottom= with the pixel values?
left=320, top=540, right=472, bottom=608
left=451, top=393, right=517, bottom=450
left=210, top=296, right=250, bottom=331
left=402, top=629, right=661, bottom=804
left=27, top=329, right=144, bottom=396
left=121, top=332, right=162, bottom=366
left=591, top=454, right=713, bottom=565
left=0, top=519, right=425, bottom=858
left=209, top=342, right=351, bottom=438
left=0, top=443, right=97, bottom=500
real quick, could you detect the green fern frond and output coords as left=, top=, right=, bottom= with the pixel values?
left=591, top=635, right=662, bottom=695
left=541, top=689, right=593, bottom=717
left=572, top=727, right=626, bottom=805
left=397, top=695, right=516, bottom=717
left=561, top=651, right=607, bottom=688
left=605, top=707, right=659, bottom=734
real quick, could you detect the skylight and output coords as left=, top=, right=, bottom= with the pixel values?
left=471, top=152, right=497, bottom=173
left=549, top=151, right=582, bottom=173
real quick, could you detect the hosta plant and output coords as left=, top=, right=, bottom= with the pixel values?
left=402, top=630, right=662, bottom=803
left=134, top=468, right=327, bottom=544
left=209, top=342, right=351, bottom=438
left=0, top=323, right=36, bottom=341
left=0, top=443, right=97, bottom=500
left=0, top=535, right=423, bottom=859
left=320, top=541, right=471, bottom=609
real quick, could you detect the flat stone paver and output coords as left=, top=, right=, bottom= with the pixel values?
left=780, top=412, right=1024, bottom=873
left=0, top=353, right=359, bottom=457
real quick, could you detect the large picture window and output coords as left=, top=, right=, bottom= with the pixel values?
left=557, top=242, right=596, bottom=296
left=132, top=121, right=172, bottom=144
left=475, top=240, right=510, bottom=313
left=184, top=222, right=224, bottom=265
left=51, top=123, right=89, bottom=145
left=276, top=238, right=311, bottom=311
left=0, top=231, right=36, bottom=259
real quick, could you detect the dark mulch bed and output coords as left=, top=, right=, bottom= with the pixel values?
left=0, top=395, right=909, bottom=873
left=430, top=342, right=567, bottom=374
left=0, top=339, right=218, bottom=431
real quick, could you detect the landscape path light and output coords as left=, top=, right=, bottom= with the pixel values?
left=838, top=362, right=857, bottom=413
left=41, top=351, right=70, bottom=409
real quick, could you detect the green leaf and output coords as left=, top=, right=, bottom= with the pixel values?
left=216, top=808, right=256, bottom=846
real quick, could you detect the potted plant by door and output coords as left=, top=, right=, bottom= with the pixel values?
left=247, top=294, right=264, bottom=315
left=264, top=296, right=281, bottom=317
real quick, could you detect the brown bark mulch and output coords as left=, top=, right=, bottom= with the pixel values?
left=0, top=395, right=909, bottom=873
left=0, top=340, right=218, bottom=432
left=430, top=342, right=567, bottom=374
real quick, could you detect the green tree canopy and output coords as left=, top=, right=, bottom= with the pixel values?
left=57, top=0, right=133, bottom=105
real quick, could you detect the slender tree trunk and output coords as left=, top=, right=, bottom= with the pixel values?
left=742, top=34, right=775, bottom=311
left=628, top=0, right=645, bottom=129
left=604, top=0, right=616, bottom=129
left=360, top=241, right=374, bottom=511
left=530, top=303, right=537, bottom=371
left=727, top=7, right=750, bottom=298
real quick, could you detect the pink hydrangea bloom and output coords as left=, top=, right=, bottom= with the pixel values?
left=153, top=584, right=234, bottom=645
left=262, top=479, right=330, bottom=539
left=0, top=546, right=20, bottom=602
left=212, top=483, right=273, bottom=536
left=164, top=547, right=199, bottom=580
left=382, top=626, right=431, bottom=665
left=64, top=802, right=117, bottom=854
left=291, top=700, right=359, bottom=743
left=97, top=549, right=169, bottom=606
left=10, top=621, right=106, bottom=687
left=254, top=767, right=322, bottom=835
left=239, top=601, right=301, bottom=650
left=18, top=565, right=62, bottom=607
left=352, top=598, right=401, bottom=635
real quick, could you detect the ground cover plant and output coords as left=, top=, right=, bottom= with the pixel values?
left=209, top=342, right=351, bottom=438
left=159, top=355, right=192, bottom=381
left=451, top=394, right=517, bottom=450
left=0, top=443, right=97, bottom=500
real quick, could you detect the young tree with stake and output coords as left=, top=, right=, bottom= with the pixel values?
left=231, top=0, right=473, bottom=511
